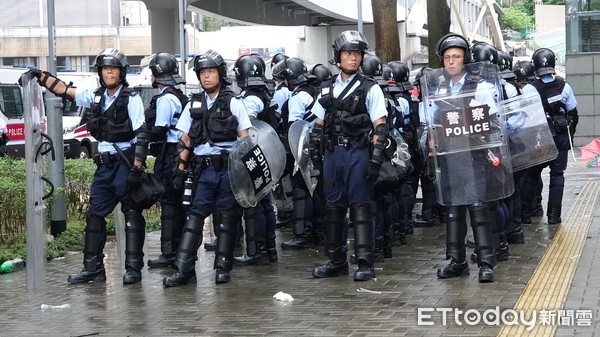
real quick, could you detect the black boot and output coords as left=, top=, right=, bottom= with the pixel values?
left=67, top=263, right=106, bottom=284
left=163, top=269, right=197, bottom=287
left=282, top=188, right=313, bottom=250
left=479, top=263, right=494, bottom=282
left=148, top=204, right=181, bottom=268
left=234, top=243, right=269, bottom=266
left=414, top=209, right=440, bottom=227
left=123, top=210, right=146, bottom=285
left=547, top=205, right=562, bottom=224
left=214, top=211, right=238, bottom=284
left=383, top=236, right=393, bottom=259
left=351, top=204, right=376, bottom=281
left=281, top=233, right=313, bottom=250
left=266, top=239, right=278, bottom=262
left=507, top=223, right=525, bottom=244
left=123, top=267, right=142, bottom=284
left=165, top=214, right=204, bottom=287
left=532, top=203, right=544, bottom=217
left=68, top=214, right=107, bottom=284
left=312, top=205, right=348, bottom=278
left=437, top=259, right=470, bottom=278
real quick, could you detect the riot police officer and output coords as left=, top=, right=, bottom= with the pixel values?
left=310, top=30, right=388, bottom=281
left=520, top=48, right=578, bottom=224
left=163, top=49, right=252, bottom=286
left=429, top=34, right=511, bottom=283
left=0, top=118, right=7, bottom=156
left=25, top=48, right=149, bottom=284
left=145, top=52, right=189, bottom=269
left=232, top=54, right=279, bottom=265
left=275, top=57, right=324, bottom=250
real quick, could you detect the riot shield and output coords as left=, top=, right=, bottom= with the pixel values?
left=229, top=119, right=286, bottom=208
left=423, top=63, right=514, bottom=206
left=287, top=120, right=319, bottom=196
left=502, top=92, right=558, bottom=172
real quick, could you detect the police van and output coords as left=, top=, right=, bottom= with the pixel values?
left=0, top=67, right=98, bottom=159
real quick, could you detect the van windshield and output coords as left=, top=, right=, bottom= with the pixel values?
left=0, top=85, right=24, bottom=119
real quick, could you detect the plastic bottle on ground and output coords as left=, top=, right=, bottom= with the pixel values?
left=0, top=258, right=25, bottom=273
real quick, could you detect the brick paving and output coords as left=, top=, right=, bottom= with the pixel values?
left=1, top=155, right=599, bottom=336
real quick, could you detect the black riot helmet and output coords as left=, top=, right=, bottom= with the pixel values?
left=414, top=67, right=440, bottom=99
left=361, top=53, right=384, bottom=78
left=191, top=49, right=231, bottom=85
left=149, top=52, right=185, bottom=88
left=436, top=33, right=471, bottom=64
left=470, top=42, right=498, bottom=64
left=270, top=53, right=288, bottom=71
left=512, top=60, right=535, bottom=83
left=235, top=54, right=267, bottom=88
left=310, top=63, right=332, bottom=87
left=387, top=61, right=410, bottom=83
left=278, top=57, right=311, bottom=86
left=382, top=64, right=395, bottom=83
left=94, top=48, right=129, bottom=88
left=496, top=50, right=515, bottom=79
left=532, top=48, right=556, bottom=76
left=332, top=30, right=369, bottom=64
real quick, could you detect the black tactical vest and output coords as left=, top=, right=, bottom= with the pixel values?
left=320, top=73, right=376, bottom=137
left=531, top=77, right=567, bottom=116
left=187, top=88, right=238, bottom=147
left=281, top=83, right=318, bottom=128
left=145, top=86, right=188, bottom=136
left=87, top=87, right=136, bottom=142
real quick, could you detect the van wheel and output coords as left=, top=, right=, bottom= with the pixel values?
left=79, top=146, right=90, bottom=159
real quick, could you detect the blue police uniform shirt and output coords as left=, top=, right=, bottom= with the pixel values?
left=437, top=73, right=499, bottom=114
left=393, top=95, right=411, bottom=130
left=270, top=82, right=291, bottom=114
left=240, top=91, right=264, bottom=119
left=155, top=86, right=183, bottom=143
left=287, top=88, right=314, bottom=123
left=75, top=85, right=145, bottom=154
left=501, top=79, right=519, bottom=99
left=312, top=73, right=387, bottom=122
left=520, top=83, right=537, bottom=95
left=176, top=90, right=252, bottom=156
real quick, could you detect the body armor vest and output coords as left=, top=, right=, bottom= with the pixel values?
left=145, top=86, right=188, bottom=142
left=187, top=88, right=238, bottom=147
left=281, top=83, right=318, bottom=129
left=531, top=78, right=567, bottom=116
left=320, top=73, right=376, bottom=138
left=87, top=87, right=135, bottom=142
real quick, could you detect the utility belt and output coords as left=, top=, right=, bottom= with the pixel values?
left=326, top=134, right=368, bottom=150
left=149, top=142, right=178, bottom=157
left=547, top=114, right=568, bottom=136
left=192, top=152, right=229, bottom=172
left=93, top=149, right=132, bottom=167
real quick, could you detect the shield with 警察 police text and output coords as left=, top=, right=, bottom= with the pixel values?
left=229, top=119, right=285, bottom=208
left=423, top=63, right=514, bottom=206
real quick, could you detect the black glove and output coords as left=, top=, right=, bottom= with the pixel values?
left=18, top=68, right=43, bottom=86
left=172, top=168, right=186, bottom=191
left=128, top=165, right=145, bottom=188
left=366, top=163, right=381, bottom=183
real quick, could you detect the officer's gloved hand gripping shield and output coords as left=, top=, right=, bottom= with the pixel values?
left=229, top=119, right=286, bottom=208
left=422, top=63, right=514, bottom=206
left=501, top=92, right=558, bottom=172
left=287, top=119, right=319, bottom=196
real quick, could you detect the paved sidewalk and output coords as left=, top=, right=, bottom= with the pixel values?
left=1, top=155, right=599, bottom=336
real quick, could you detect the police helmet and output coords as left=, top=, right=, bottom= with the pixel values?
left=192, top=49, right=231, bottom=85
left=512, top=60, right=535, bottom=83
left=382, top=64, right=395, bottom=83
left=470, top=42, right=497, bottom=64
left=496, top=50, right=515, bottom=79
left=270, top=53, right=289, bottom=71
left=415, top=67, right=440, bottom=90
left=387, top=61, right=410, bottom=83
left=332, top=30, right=369, bottom=64
left=436, top=33, right=471, bottom=64
left=361, top=53, right=384, bottom=78
left=235, top=54, right=267, bottom=88
left=149, top=52, right=185, bottom=88
left=278, top=57, right=311, bottom=86
left=94, top=48, right=129, bottom=87
left=532, top=48, right=556, bottom=76
left=310, top=64, right=332, bottom=87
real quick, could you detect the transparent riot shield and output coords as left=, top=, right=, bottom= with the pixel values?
left=229, top=119, right=286, bottom=208
left=502, top=92, right=558, bottom=172
left=287, top=120, right=319, bottom=196
left=422, top=63, right=514, bottom=206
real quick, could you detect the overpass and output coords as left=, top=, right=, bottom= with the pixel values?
left=141, top=0, right=505, bottom=64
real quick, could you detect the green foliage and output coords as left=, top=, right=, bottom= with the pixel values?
left=500, top=6, right=534, bottom=33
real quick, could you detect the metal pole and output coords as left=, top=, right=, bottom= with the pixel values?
left=179, top=0, right=187, bottom=93
left=46, top=0, right=67, bottom=237
left=357, top=0, right=363, bottom=34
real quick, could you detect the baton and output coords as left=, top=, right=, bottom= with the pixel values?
left=566, top=127, right=577, bottom=162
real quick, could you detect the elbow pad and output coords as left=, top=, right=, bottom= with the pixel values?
left=134, top=128, right=149, bottom=163
left=149, top=125, right=168, bottom=142
left=370, top=123, right=389, bottom=167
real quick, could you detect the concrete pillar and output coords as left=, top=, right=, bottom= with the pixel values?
left=149, top=9, right=179, bottom=54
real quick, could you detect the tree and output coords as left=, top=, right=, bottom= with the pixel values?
left=427, top=0, right=451, bottom=68
left=371, top=0, right=400, bottom=62
left=499, top=7, right=534, bottom=33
